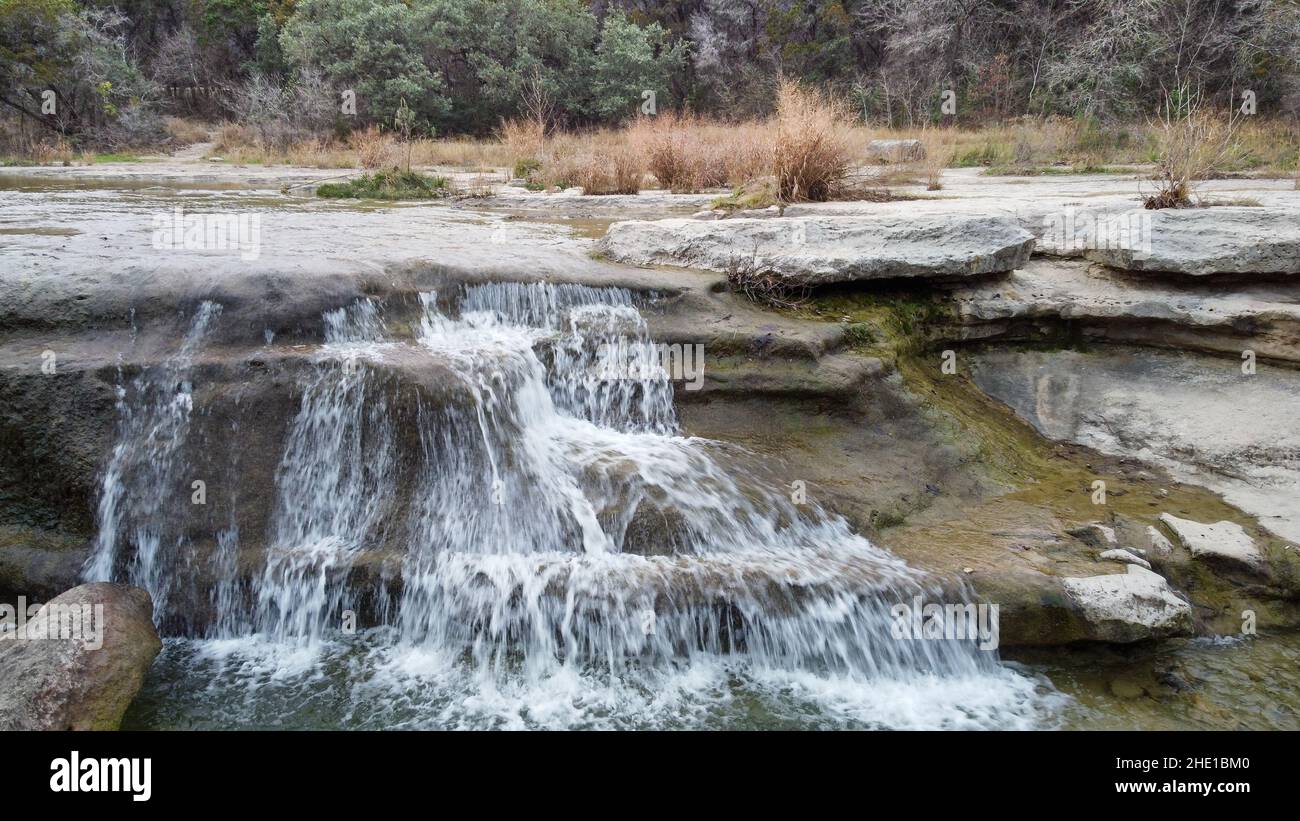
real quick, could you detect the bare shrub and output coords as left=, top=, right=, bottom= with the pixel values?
left=724, top=244, right=810, bottom=309
left=1146, top=83, right=1244, bottom=209
left=772, top=81, right=854, bottom=202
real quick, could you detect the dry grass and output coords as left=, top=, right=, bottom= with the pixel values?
left=349, top=125, right=399, bottom=169
left=36, top=92, right=1295, bottom=201
left=724, top=245, right=810, bottom=309
left=206, top=121, right=511, bottom=170
left=622, top=112, right=771, bottom=192
left=163, top=116, right=213, bottom=145
left=772, top=81, right=855, bottom=201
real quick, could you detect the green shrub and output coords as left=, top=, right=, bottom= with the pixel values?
left=316, top=170, right=452, bottom=199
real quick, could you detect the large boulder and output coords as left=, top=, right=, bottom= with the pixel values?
left=597, top=215, right=1034, bottom=284
left=1085, top=207, right=1300, bottom=276
left=0, top=583, right=161, bottom=730
left=1061, top=565, right=1193, bottom=642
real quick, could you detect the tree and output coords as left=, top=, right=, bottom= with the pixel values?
left=590, top=9, right=688, bottom=122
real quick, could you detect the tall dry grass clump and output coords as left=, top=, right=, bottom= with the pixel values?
left=627, top=112, right=715, bottom=192
left=772, top=81, right=854, bottom=201
left=1146, top=84, right=1243, bottom=208
left=500, top=117, right=546, bottom=173
left=622, top=112, right=775, bottom=192
left=349, top=125, right=400, bottom=169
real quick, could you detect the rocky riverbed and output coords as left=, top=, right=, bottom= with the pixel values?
left=2, top=161, right=1298, bottom=729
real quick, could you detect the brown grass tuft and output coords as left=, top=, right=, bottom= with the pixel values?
left=772, top=81, right=854, bottom=202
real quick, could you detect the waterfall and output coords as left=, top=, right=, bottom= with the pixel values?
left=83, top=300, right=222, bottom=620
left=103, top=285, right=1056, bottom=729
left=249, top=299, right=396, bottom=643
left=396, top=285, right=994, bottom=683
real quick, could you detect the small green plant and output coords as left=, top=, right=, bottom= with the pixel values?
left=513, top=157, right=542, bottom=179
left=841, top=322, right=875, bottom=347
left=317, top=170, right=452, bottom=200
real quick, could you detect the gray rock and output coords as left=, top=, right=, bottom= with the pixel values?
left=1159, top=513, right=1265, bottom=572
left=968, top=347, right=1300, bottom=544
left=597, top=215, right=1034, bottom=284
left=1061, top=565, right=1193, bottom=642
left=0, top=583, right=161, bottom=730
left=1086, top=207, right=1300, bottom=276
left=950, top=258, right=1300, bottom=364
left=1146, top=526, right=1175, bottom=556
left=867, top=139, right=927, bottom=163
left=1100, top=548, right=1152, bottom=570
left=1068, top=522, right=1119, bottom=549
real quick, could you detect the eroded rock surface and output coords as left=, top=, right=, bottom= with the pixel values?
left=1159, top=513, right=1265, bottom=573
left=948, top=258, right=1300, bottom=363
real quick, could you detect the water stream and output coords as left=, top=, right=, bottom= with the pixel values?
left=91, top=284, right=1056, bottom=729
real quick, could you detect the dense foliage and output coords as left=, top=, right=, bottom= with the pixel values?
left=2, top=0, right=1298, bottom=145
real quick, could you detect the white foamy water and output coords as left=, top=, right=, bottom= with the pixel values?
left=83, top=300, right=222, bottom=618
left=101, top=284, right=1062, bottom=729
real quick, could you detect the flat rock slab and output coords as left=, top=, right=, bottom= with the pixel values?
left=949, top=258, right=1300, bottom=363
left=1100, top=549, right=1151, bottom=569
left=0, top=582, right=160, bottom=730
left=1086, top=207, right=1300, bottom=276
left=598, top=215, right=1034, bottom=284
left=1062, top=565, right=1193, bottom=642
left=1159, top=513, right=1265, bottom=572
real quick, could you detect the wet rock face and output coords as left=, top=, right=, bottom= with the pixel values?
left=0, top=582, right=160, bottom=730
left=968, top=346, right=1300, bottom=545
left=597, top=215, right=1035, bottom=284
left=1085, top=207, right=1300, bottom=276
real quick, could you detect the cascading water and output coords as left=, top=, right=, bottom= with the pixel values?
left=111, top=284, right=1059, bottom=729
left=250, top=299, right=396, bottom=644
left=84, top=301, right=222, bottom=620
